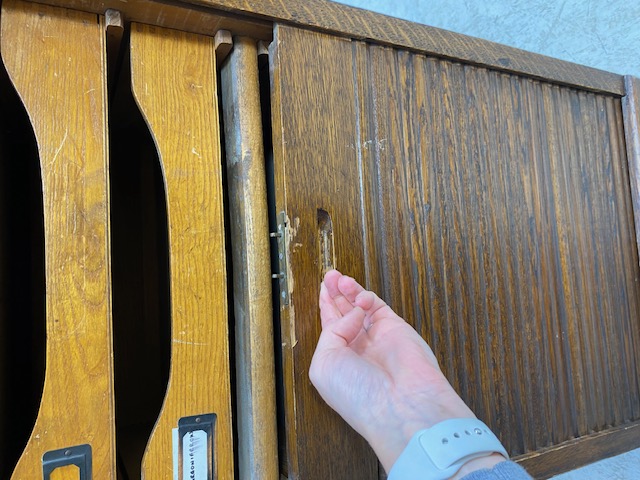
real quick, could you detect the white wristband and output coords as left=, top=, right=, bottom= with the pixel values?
left=387, top=419, right=509, bottom=480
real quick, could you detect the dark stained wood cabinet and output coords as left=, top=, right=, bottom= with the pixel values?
left=0, top=0, right=639, bottom=479
left=270, top=23, right=640, bottom=479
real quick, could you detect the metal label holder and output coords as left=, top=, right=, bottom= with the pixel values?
left=42, top=444, right=92, bottom=479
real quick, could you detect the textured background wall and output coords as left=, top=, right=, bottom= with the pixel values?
left=338, top=0, right=639, bottom=77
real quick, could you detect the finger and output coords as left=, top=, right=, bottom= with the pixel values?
left=338, top=276, right=392, bottom=321
left=319, top=305, right=366, bottom=350
left=336, top=274, right=366, bottom=302
left=355, top=290, right=394, bottom=320
left=324, top=269, right=357, bottom=316
left=319, top=281, right=343, bottom=328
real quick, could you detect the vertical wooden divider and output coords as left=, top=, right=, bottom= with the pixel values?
left=130, top=23, right=234, bottom=480
left=1, top=0, right=115, bottom=478
left=220, top=36, right=279, bottom=480
left=623, top=75, right=640, bottom=266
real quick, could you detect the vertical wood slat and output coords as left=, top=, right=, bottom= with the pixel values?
left=623, top=76, right=640, bottom=266
left=0, top=0, right=115, bottom=478
left=220, top=36, right=279, bottom=480
left=269, top=24, right=379, bottom=480
left=129, top=23, right=233, bottom=480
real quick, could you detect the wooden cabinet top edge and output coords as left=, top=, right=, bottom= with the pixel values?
left=14, top=0, right=625, bottom=95
left=184, top=0, right=626, bottom=96
left=11, top=0, right=273, bottom=42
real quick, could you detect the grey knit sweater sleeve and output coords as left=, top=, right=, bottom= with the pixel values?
left=461, top=461, right=533, bottom=480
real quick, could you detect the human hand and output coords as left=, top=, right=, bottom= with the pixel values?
left=309, top=269, right=506, bottom=476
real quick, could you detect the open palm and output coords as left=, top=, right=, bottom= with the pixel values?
left=309, top=269, right=476, bottom=472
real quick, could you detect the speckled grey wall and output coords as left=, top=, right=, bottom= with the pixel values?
left=338, top=0, right=639, bottom=77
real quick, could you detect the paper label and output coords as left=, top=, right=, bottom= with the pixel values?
left=182, top=429, right=208, bottom=480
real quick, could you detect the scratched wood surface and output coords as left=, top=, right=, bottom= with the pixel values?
left=270, top=24, right=640, bottom=478
left=1, top=0, right=115, bottom=478
left=130, top=23, right=233, bottom=480
left=269, top=25, right=379, bottom=480
left=220, top=36, right=279, bottom=480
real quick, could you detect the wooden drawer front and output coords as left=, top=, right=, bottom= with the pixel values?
left=1, top=0, right=115, bottom=477
left=129, top=23, right=234, bottom=480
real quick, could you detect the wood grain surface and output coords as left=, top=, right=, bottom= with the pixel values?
left=270, top=24, right=640, bottom=478
left=23, top=0, right=272, bottom=42
left=17, top=0, right=624, bottom=95
left=623, top=76, right=640, bottom=267
left=220, top=36, right=279, bottom=480
left=185, top=0, right=623, bottom=95
left=518, top=419, right=640, bottom=478
left=269, top=24, right=379, bottom=480
left=1, top=0, right=116, bottom=478
left=130, top=23, right=234, bottom=480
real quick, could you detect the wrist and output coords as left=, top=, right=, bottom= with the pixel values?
left=371, top=412, right=478, bottom=473
left=366, top=386, right=476, bottom=472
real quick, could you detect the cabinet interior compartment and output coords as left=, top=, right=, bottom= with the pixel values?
left=0, top=52, right=45, bottom=480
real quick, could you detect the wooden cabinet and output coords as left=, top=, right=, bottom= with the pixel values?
left=270, top=23, right=640, bottom=479
left=1, top=0, right=639, bottom=479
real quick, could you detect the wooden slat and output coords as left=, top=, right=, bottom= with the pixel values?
left=623, top=76, right=640, bottom=266
left=0, top=0, right=115, bottom=478
left=270, top=24, right=379, bottom=480
left=214, top=30, right=233, bottom=64
left=220, top=36, right=279, bottom=480
left=129, top=23, right=234, bottom=480
left=270, top=24, right=640, bottom=477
